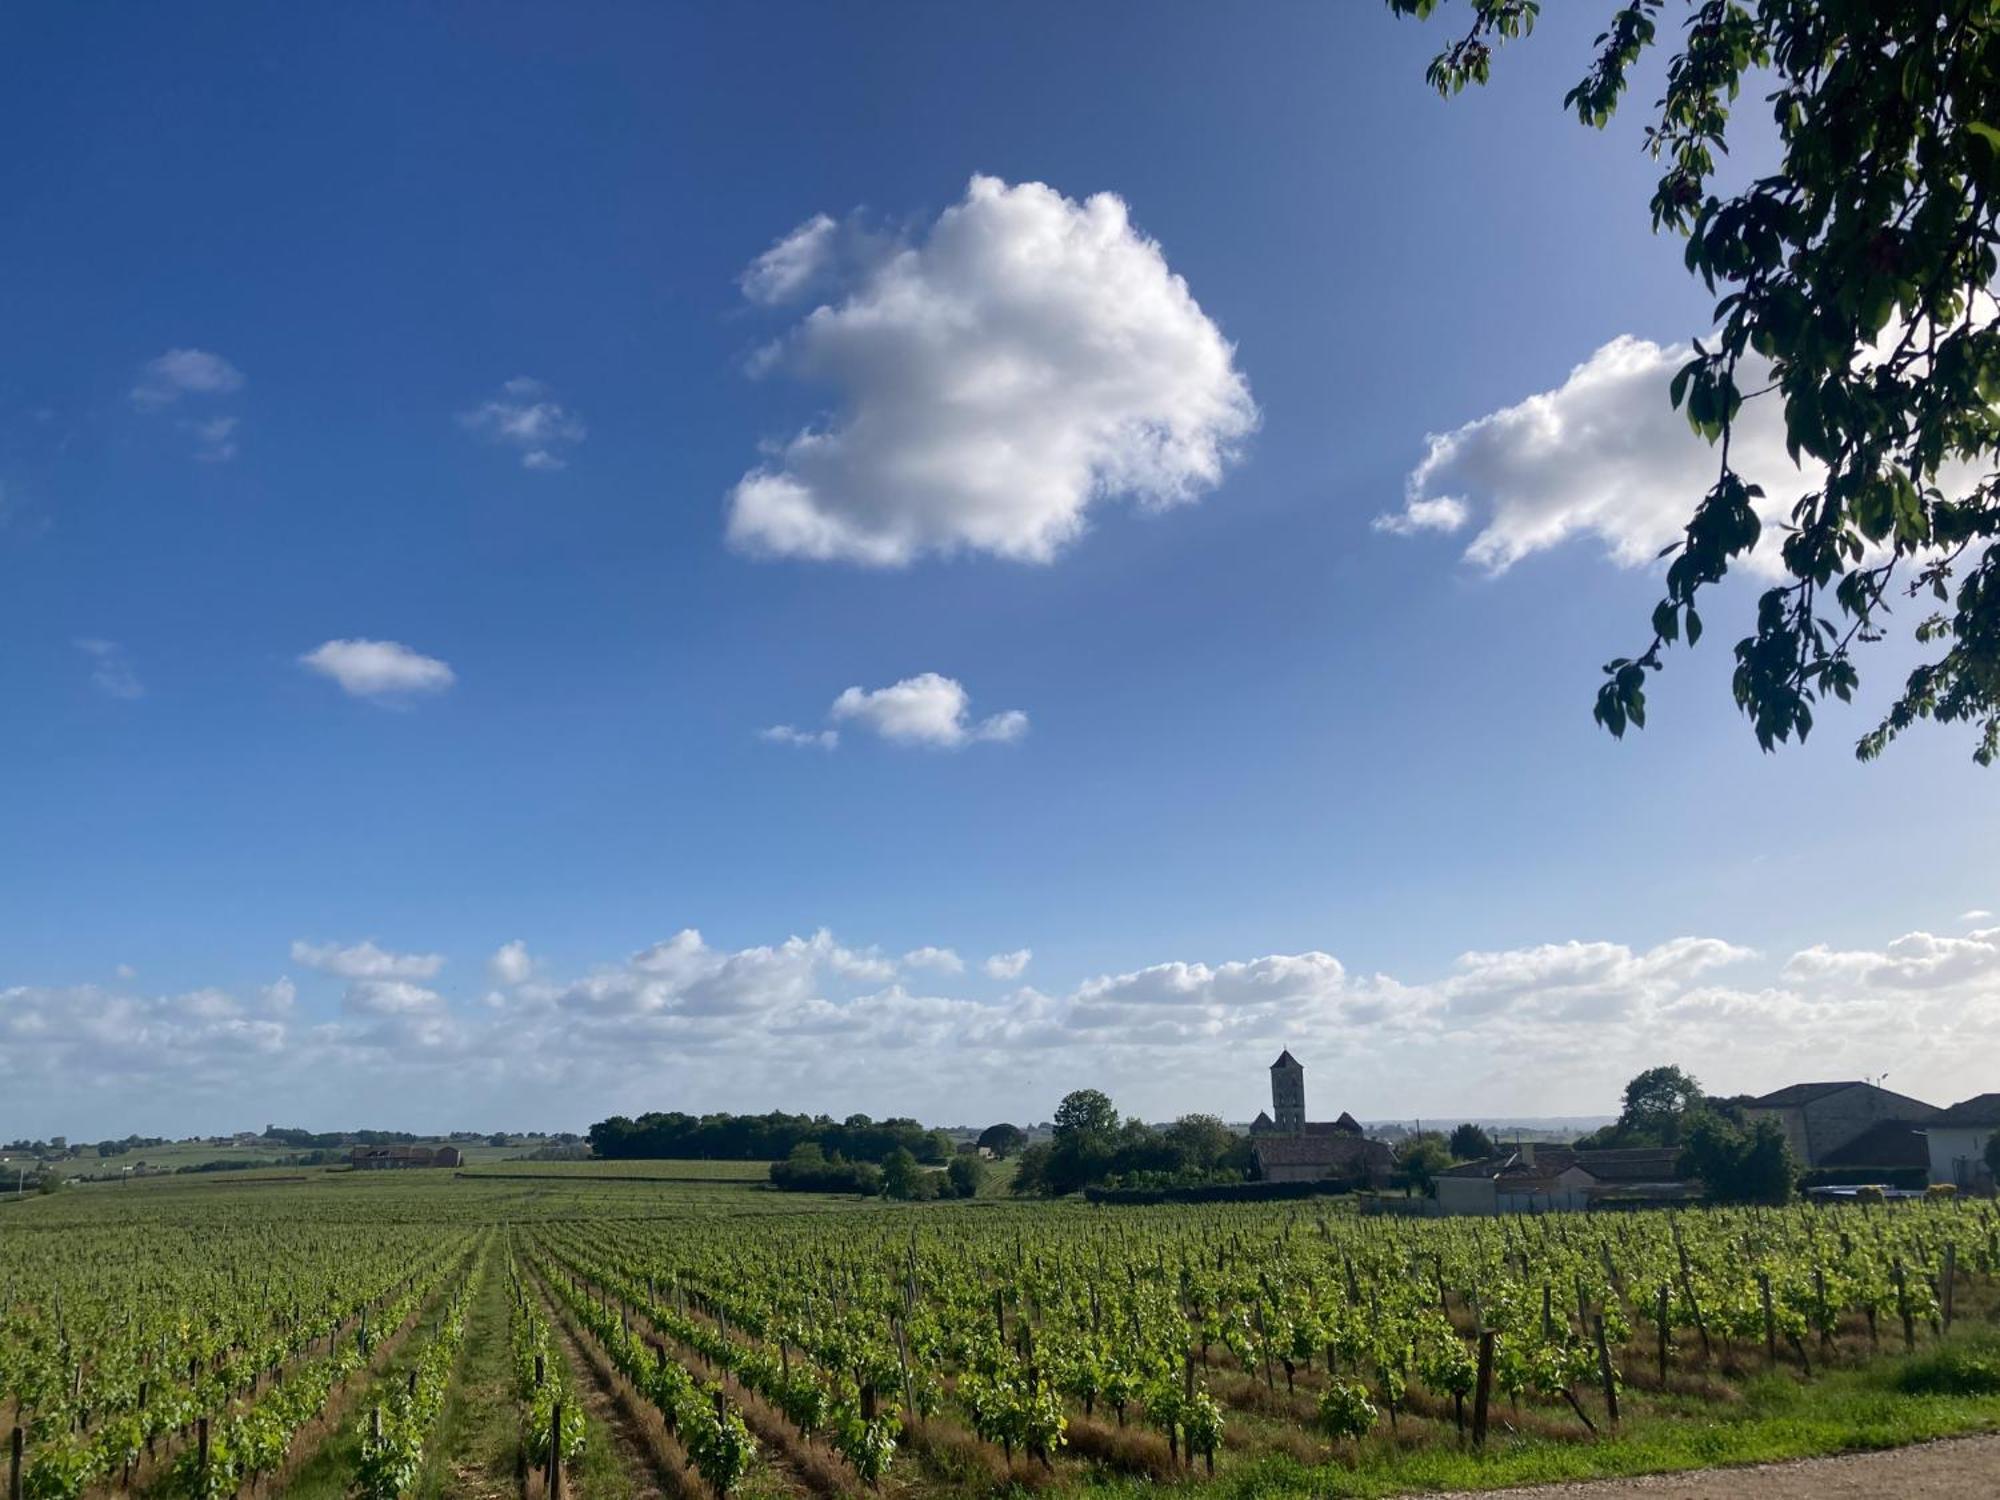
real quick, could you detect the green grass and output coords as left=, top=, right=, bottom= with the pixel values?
left=1191, top=1328, right=2000, bottom=1498
left=414, top=1240, right=514, bottom=1499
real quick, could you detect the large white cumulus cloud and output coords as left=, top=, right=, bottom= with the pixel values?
left=728, top=176, right=1258, bottom=565
left=1378, top=335, right=1806, bottom=573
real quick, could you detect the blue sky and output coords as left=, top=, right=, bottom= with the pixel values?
left=4, top=3, right=1997, bottom=1136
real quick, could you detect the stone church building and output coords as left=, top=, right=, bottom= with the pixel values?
left=1249, top=1050, right=1393, bottom=1185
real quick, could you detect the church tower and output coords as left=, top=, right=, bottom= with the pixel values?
left=1270, top=1049, right=1305, bottom=1134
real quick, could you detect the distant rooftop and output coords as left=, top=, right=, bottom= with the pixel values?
left=1746, top=1081, right=1866, bottom=1108
left=1933, top=1093, right=2000, bottom=1129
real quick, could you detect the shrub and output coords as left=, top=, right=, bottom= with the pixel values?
left=1895, top=1344, right=2000, bottom=1397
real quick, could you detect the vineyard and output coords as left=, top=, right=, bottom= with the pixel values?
left=4, top=1170, right=2000, bottom=1499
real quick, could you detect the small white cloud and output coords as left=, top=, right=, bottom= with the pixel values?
left=1962, top=909, right=1993, bottom=922
left=829, top=673, right=1027, bottom=749
left=75, top=639, right=143, bottom=700
left=344, top=979, right=445, bottom=1016
left=131, top=348, right=244, bottom=410
left=181, top=415, right=239, bottom=463
left=300, top=639, right=455, bottom=700
left=114, top=963, right=137, bottom=981
left=729, top=176, right=1257, bottom=565
left=740, top=213, right=838, bottom=305
left=458, top=377, right=585, bottom=471
left=903, top=946, right=965, bottom=974
left=759, top=724, right=840, bottom=750
left=291, top=939, right=444, bottom=981
left=984, top=948, right=1032, bottom=980
left=489, top=940, right=535, bottom=986
left=1372, top=495, right=1467, bottom=537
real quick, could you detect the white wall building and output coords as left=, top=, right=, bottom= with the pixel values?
left=1924, top=1094, right=2000, bottom=1187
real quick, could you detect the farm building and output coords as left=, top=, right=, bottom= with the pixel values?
left=1431, top=1143, right=1698, bottom=1215
left=1247, top=1051, right=1394, bottom=1185
left=1742, top=1081, right=1940, bottom=1168
left=349, top=1144, right=463, bottom=1170
left=1924, top=1094, right=2000, bottom=1188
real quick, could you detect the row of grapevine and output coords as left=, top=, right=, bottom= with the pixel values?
left=520, top=1195, right=1997, bottom=1480
left=5, top=1232, right=477, bottom=1500
left=351, top=1243, right=481, bottom=1500
left=506, top=1237, right=584, bottom=1493
left=528, top=1245, right=758, bottom=1494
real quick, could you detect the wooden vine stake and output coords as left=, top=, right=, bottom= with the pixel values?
left=1758, top=1272, right=1777, bottom=1366
left=1942, top=1245, right=1956, bottom=1333
left=1592, top=1314, right=1619, bottom=1429
left=547, top=1398, right=564, bottom=1500
left=1893, top=1261, right=1916, bottom=1353
left=1656, top=1284, right=1670, bottom=1387
left=9, top=1425, right=22, bottom=1500
left=1471, top=1331, right=1494, bottom=1451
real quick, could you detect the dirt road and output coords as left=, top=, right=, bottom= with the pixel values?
left=1438, top=1433, right=2000, bottom=1497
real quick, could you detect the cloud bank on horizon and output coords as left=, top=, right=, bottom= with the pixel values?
left=5, top=913, right=1995, bottom=1137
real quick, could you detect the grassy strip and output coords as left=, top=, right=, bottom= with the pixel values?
left=413, top=1240, right=513, bottom=1500
left=1180, top=1328, right=2000, bottom=1498
left=277, top=1245, right=484, bottom=1500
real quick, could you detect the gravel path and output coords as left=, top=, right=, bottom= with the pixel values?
left=1439, top=1433, right=2000, bottom=1497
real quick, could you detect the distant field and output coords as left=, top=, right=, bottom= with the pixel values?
left=18, top=1136, right=529, bottom=1183
left=465, top=1154, right=1021, bottom=1196
left=458, top=1157, right=771, bottom=1181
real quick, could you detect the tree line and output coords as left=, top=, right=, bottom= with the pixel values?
left=587, top=1109, right=956, bottom=1165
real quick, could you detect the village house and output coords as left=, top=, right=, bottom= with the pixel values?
left=1743, top=1081, right=1940, bottom=1168
left=1431, top=1143, right=1698, bottom=1215
left=1924, top=1094, right=2000, bottom=1189
left=1248, top=1052, right=1393, bottom=1185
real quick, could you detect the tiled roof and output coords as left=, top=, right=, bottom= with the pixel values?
left=1437, top=1146, right=1686, bottom=1185
left=1568, top=1148, right=1683, bottom=1182
left=1747, top=1081, right=1864, bottom=1108
left=1436, top=1146, right=1578, bottom=1180
left=1253, top=1135, right=1390, bottom=1167
left=1932, top=1093, right=2000, bottom=1129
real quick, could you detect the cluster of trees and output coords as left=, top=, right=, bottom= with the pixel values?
left=262, top=1126, right=427, bottom=1149
left=589, top=1110, right=954, bottom=1165
left=4, top=1137, right=72, bottom=1158
left=1577, top=1066, right=1796, bottom=1204
left=1363, top=1123, right=1497, bottom=1195
left=1010, top=1091, right=1254, bottom=1196
left=769, top=1142, right=986, bottom=1200
left=92, top=1134, right=169, bottom=1158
